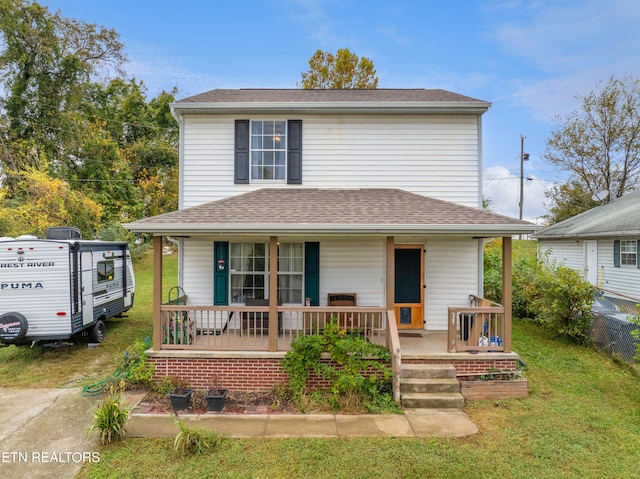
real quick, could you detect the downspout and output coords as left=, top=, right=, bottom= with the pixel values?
left=477, top=113, right=485, bottom=297
left=169, top=107, right=185, bottom=287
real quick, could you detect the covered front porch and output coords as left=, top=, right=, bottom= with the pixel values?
left=144, top=234, right=520, bottom=394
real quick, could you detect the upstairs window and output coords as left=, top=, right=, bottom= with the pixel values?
left=235, top=119, right=302, bottom=185
left=251, top=121, right=286, bottom=181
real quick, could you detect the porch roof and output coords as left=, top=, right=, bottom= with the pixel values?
left=124, top=188, right=538, bottom=236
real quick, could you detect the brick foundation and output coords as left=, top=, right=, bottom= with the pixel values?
left=148, top=356, right=390, bottom=391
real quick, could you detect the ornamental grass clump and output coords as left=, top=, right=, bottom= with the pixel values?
left=90, top=381, right=130, bottom=445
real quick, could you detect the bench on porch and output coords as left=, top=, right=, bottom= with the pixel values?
left=242, top=298, right=282, bottom=334
left=304, top=293, right=370, bottom=334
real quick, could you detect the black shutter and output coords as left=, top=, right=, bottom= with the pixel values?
left=234, top=120, right=250, bottom=184
left=287, top=119, right=302, bottom=184
left=637, top=240, right=640, bottom=269
left=613, top=240, right=621, bottom=268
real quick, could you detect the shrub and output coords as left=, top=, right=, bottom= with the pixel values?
left=90, top=381, right=130, bottom=445
left=118, top=339, right=155, bottom=386
left=282, top=317, right=399, bottom=413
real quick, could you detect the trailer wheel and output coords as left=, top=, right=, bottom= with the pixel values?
left=89, top=319, right=105, bottom=343
left=0, top=312, right=28, bottom=344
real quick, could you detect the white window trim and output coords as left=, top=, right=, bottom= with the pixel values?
left=250, top=120, right=287, bottom=183
left=620, top=239, right=637, bottom=267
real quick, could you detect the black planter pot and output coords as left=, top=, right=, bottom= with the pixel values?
left=169, top=388, right=192, bottom=410
left=205, top=389, right=228, bottom=412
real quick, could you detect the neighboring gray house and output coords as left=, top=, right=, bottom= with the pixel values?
left=535, top=190, right=640, bottom=299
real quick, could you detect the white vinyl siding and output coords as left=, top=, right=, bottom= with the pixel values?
left=425, top=239, right=479, bottom=331
left=538, top=240, right=585, bottom=272
left=319, top=239, right=385, bottom=306
left=599, top=239, right=640, bottom=298
left=540, top=238, right=640, bottom=299
left=180, top=237, right=483, bottom=332
left=181, top=114, right=481, bottom=209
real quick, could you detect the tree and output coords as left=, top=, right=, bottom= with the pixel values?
left=545, top=75, right=640, bottom=217
left=0, top=0, right=126, bottom=174
left=298, top=48, right=378, bottom=89
left=543, top=180, right=598, bottom=225
left=0, top=163, right=103, bottom=237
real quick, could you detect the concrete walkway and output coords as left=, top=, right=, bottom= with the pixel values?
left=128, top=407, right=478, bottom=439
left=125, top=389, right=478, bottom=439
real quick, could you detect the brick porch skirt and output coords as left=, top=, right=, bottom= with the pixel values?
left=147, top=355, right=518, bottom=391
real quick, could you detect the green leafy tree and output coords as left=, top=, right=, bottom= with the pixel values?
left=298, top=48, right=378, bottom=89
left=545, top=75, right=640, bottom=217
left=0, top=163, right=103, bottom=237
left=0, top=0, right=126, bottom=174
left=543, top=180, right=598, bottom=225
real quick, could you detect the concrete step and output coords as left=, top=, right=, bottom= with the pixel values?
left=400, top=378, right=460, bottom=394
left=401, top=392, right=465, bottom=409
left=401, top=363, right=457, bottom=379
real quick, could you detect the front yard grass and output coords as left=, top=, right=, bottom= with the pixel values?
left=78, top=319, right=640, bottom=479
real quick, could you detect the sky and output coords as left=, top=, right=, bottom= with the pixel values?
left=42, top=0, right=640, bottom=223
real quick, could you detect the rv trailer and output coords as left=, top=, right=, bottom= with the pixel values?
left=0, top=227, right=135, bottom=346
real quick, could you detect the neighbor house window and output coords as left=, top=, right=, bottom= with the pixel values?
left=97, top=260, right=114, bottom=282
left=251, top=120, right=286, bottom=180
left=620, top=240, right=637, bottom=266
left=278, top=243, right=303, bottom=303
left=230, top=243, right=267, bottom=303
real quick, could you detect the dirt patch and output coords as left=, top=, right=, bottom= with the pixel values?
left=135, top=389, right=301, bottom=415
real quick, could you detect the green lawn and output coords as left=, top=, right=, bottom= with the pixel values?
left=77, top=319, right=640, bottom=478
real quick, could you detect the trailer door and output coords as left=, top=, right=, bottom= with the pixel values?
left=81, top=251, right=94, bottom=326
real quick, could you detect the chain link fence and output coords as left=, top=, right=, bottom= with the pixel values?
left=591, top=289, right=639, bottom=364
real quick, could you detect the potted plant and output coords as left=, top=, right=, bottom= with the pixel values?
left=169, top=387, right=193, bottom=411
left=204, top=379, right=228, bottom=412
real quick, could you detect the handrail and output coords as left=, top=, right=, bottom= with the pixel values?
left=385, top=310, right=401, bottom=402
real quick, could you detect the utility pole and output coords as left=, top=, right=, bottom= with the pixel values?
left=519, top=135, right=529, bottom=221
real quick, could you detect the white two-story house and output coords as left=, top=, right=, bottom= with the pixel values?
left=125, top=88, right=537, bottom=397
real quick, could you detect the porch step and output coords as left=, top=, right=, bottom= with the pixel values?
left=401, top=363, right=457, bottom=379
left=400, top=378, right=460, bottom=394
left=401, top=392, right=465, bottom=409
left=400, top=364, right=465, bottom=409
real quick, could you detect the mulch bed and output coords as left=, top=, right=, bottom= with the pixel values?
left=135, top=389, right=301, bottom=415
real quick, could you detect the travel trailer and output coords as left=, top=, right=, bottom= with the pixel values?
left=0, top=228, right=135, bottom=346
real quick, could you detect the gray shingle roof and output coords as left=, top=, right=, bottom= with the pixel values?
left=125, top=188, right=536, bottom=236
left=535, top=190, right=640, bottom=239
left=176, top=88, right=484, bottom=104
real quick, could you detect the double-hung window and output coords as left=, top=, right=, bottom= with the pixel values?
left=229, top=241, right=303, bottom=303
left=230, top=243, right=267, bottom=303
left=251, top=120, right=286, bottom=181
left=620, top=240, right=637, bottom=266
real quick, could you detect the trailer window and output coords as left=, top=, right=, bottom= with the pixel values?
left=98, top=260, right=114, bottom=282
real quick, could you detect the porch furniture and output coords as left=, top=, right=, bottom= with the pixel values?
left=303, top=293, right=360, bottom=333
left=242, top=298, right=282, bottom=334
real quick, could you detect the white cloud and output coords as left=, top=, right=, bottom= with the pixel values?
left=483, top=165, right=555, bottom=224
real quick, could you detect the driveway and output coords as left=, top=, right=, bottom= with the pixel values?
left=0, top=387, right=97, bottom=479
